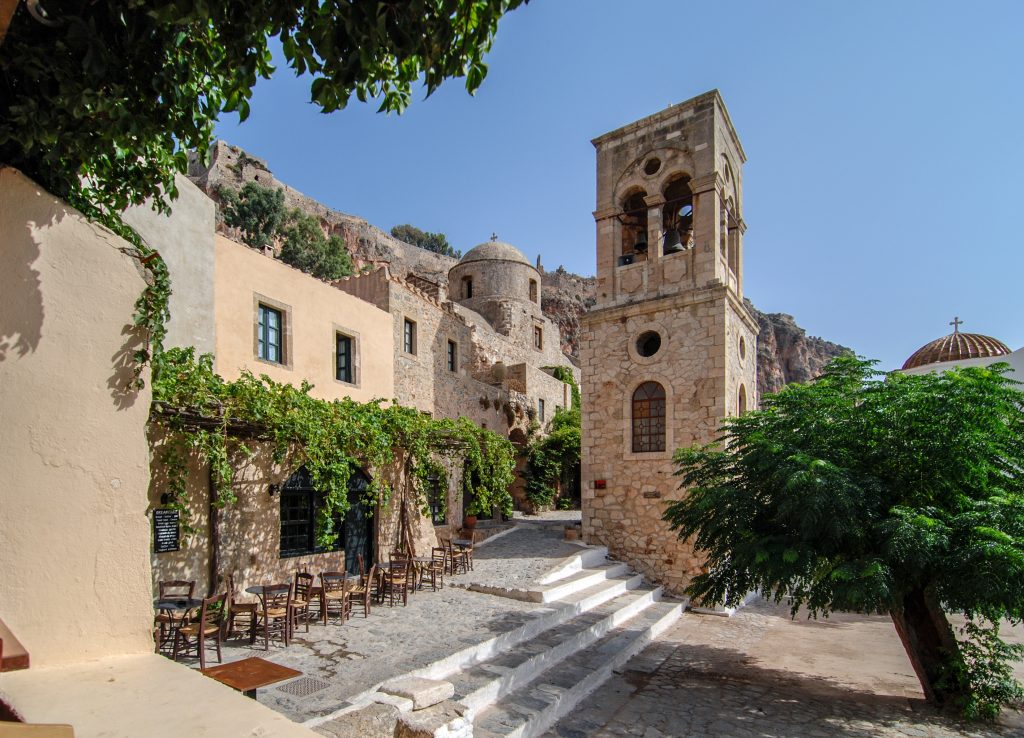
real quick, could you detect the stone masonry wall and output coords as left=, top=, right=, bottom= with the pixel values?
left=581, top=287, right=735, bottom=594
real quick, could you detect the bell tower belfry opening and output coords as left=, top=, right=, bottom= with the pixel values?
left=580, top=91, right=759, bottom=594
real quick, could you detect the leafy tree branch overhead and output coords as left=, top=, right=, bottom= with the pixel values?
left=664, top=357, right=1024, bottom=718
left=0, top=0, right=528, bottom=219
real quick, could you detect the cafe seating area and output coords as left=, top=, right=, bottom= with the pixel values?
left=152, top=535, right=478, bottom=689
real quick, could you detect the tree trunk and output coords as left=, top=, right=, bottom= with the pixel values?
left=207, top=465, right=220, bottom=597
left=889, top=586, right=962, bottom=706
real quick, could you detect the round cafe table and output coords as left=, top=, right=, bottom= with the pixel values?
left=153, top=597, right=202, bottom=651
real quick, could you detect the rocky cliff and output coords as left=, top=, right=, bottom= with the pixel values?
left=536, top=266, right=849, bottom=395
left=187, top=141, right=458, bottom=284
left=191, top=142, right=850, bottom=394
left=742, top=299, right=851, bottom=394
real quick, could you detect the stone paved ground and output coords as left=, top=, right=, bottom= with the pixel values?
left=204, top=581, right=545, bottom=723
left=449, top=523, right=592, bottom=592
left=545, top=598, right=1024, bottom=738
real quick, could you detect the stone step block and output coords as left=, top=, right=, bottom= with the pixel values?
left=472, top=600, right=683, bottom=738
left=402, top=571, right=644, bottom=686
left=380, top=676, right=455, bottom=710
left=448, top=586, right=661, bottom=713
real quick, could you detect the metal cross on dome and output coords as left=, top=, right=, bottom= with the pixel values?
left=950, top=316, right=963, bottom=334
left=490, top=232, right=498, bottom=241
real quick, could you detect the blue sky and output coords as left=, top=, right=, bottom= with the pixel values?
left=214, top=0, right=1023, bottom=371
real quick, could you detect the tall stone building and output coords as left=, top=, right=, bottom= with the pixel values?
left=580, top=91, right=759, bottom=594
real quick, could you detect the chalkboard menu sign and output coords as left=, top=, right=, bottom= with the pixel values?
left=153, top=508, right=180, bottom=553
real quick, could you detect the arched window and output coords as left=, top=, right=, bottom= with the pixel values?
left=662, top=177, right=693, bottom=254
left=462, top=276, right=473, bottom=299
left=620, top=190, right=648, bottom=263
left=632, top=381, right=666, bottom=453
left=529, top=279, right=538, bottom=303
left=738, top=384, right=747, bottom=414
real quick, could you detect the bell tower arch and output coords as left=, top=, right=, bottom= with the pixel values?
left=580, top=90, right=759, bottom=594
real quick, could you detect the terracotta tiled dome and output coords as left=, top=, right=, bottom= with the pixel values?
left=902, top=330, right=1010, bottom=370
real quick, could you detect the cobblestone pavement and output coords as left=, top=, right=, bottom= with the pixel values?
left=545, top=598, right=1024, bottom=738
left=511, top=510, right=583, bottom=525
left=449, top=523, right=593, bottom=592
left=206, top=583, right=545, bottom=722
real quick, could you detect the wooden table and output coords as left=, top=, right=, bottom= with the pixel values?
left=202, top=656, right=302, bottom=699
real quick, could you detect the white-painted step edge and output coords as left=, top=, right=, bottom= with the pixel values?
left=459, top=562, right=631, bottom=604
left=459, top=586, right=663, bottom=713
left=536, top=562, right=630, bottom=603
left=537, top=545, right=609, bottom=585
left=688, top=589, right=760, bottom=617
left=304, top=572, right=642, bottom=728
left=471, top=602, right=684, bottom=738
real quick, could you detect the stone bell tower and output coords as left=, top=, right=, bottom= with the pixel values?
left=579, top=90, right=759, bottom=594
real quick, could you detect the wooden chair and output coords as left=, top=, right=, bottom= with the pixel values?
left=155, top=579, right=196, bottom=649
left=291, top=572, right=315, bottom=634
left=445, top=539, right=469, bottom=575
left=226, top=573, right=257, bottom=644
left=424, top=547, right=447, bottom=591
left=463, top=533, right=476, bottom=571
left=320, top=571, right=351, bottom=624
left=173, top=592, right=225, bottom=670
left=348, top=564, right=377, bottom=617
left=259, top=583, right=292, bottom=650
left=380, top=557, right=410, bottom=607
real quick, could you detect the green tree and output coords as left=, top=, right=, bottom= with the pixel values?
left=218, top=182, right=286, bottom=249
left=523, top=367, right=581, bottom=508
left=391, top=223, right=462, bottom=258
left=279, top=209, right=353, bottom=281
left=664, top=357, right=1024, bottom=718
left=0, top=0, right=528, bottom=221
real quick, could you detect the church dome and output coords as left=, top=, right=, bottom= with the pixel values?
left=902, top=325, right=1010, bottom=370
left=459, top=239, right=531, bottom=266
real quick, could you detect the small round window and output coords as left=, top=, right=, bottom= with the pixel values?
left=739, top=336, right=747, bottom=361
left=643, top=158, right=661, bottom=176
left=636, top=331, right=662, bottom=357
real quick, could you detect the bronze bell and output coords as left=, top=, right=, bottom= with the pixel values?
left=662, top=228, right=684, bottom=255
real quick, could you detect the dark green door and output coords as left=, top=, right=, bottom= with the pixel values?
left=341, top=468, right=373, bottom=575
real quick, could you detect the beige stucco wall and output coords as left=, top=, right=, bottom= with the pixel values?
left=0, top=167, right=155, bottom=665
left=214, top=234, right=394, bottom=402
left=122, top=175, right=218, bottom=354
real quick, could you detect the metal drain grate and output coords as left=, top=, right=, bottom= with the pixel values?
left=276, top=676, right=331, bottom=697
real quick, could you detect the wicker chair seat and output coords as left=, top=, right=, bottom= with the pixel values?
left=180, top=622, right=220, bottom=637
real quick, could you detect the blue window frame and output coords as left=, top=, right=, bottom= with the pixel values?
left=258, top=304, right=283, bottom=363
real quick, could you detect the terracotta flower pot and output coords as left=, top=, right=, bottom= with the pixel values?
left=463, top=514, right=477, bottom=530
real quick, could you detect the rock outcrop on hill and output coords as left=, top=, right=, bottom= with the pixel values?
left=743, top=299, right=850, bottom=394
left=187, top=141, right=458, bottom=285
left=534, top=267, right=850, bottom=396
left=539, top=267, right=596, bottom=357
left=190, top=141, right=850, bottom=395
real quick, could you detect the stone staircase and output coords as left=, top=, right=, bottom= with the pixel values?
left=374, top=545, right=682, bottom=738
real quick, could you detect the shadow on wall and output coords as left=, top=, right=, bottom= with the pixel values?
left=0, top=176, right=45, bottom=363
left=1, top=169, right=148, bottom=410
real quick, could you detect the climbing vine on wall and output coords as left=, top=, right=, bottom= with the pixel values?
left=151, top=347, right=515, bottom=545
left=523, top=367, right=581, bottom=508
left=63, top=193, right=171, bottom=390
